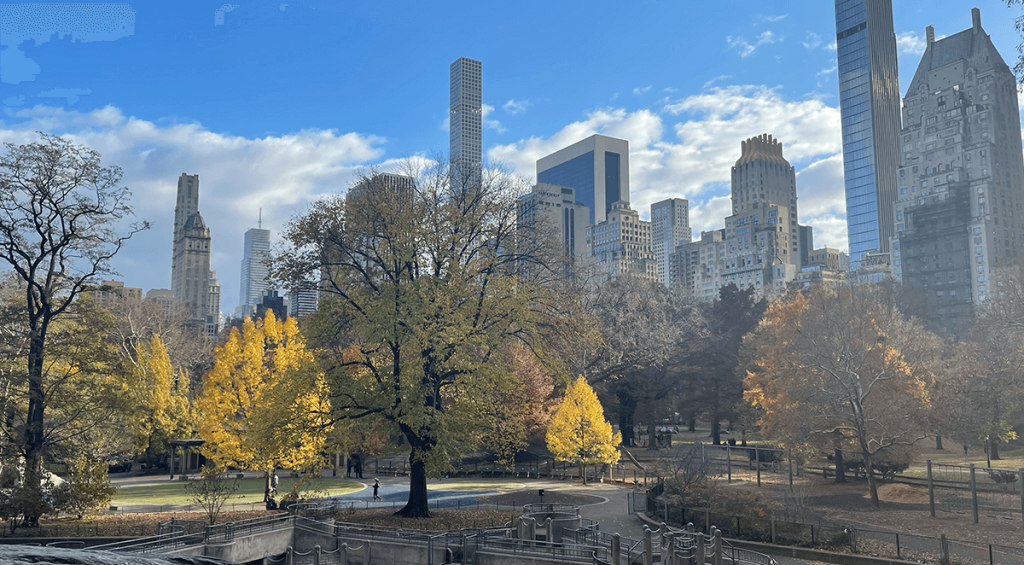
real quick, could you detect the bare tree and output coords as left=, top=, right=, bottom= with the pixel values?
left=0, top=134, right=147, bottom=524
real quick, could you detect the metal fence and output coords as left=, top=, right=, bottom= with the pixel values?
left=646, top=489, right=1024, bottom=565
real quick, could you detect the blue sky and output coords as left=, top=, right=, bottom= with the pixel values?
left=1, top=1, right=1022, bottom=312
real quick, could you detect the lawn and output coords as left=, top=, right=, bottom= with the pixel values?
left=112, top=477, right=362, bottom=506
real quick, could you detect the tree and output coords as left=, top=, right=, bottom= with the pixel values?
left=743, top=286, right=944, bottom=507
left=683, top=284, right=766, bottom=445
left=0, top=134, right=147, bottom=524
left=274, top=164, right=580, bottom=517
left=196, top=311, right=330, bottom=494
left=186, top=464, right=239, bottom=525
left=1007, top=1, right=1024, bottom=83
left=546, top=376, right=621, bottom=484
left=51, top=456, right=118, bottom=519
left=581, top=276, right=691, bottom=448
left=124, top=334, right=194, bottom=459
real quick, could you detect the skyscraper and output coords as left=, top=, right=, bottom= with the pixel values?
left=683, top=135, right=810, bottom=298
left=238, top=225, right=271, bottom=316
left=835, top=0, right=902, bottom=270
left=894, top=9, right=1024, bottom=336
left=450, top=57, right=482, bottom=190
left=537, top=135, right=629, bottom=225
left=170, top=173, right=219, bottom=337
left=650, top=198, right=690, bottom=287
left=585, top=201, right=655, bottom=285
left=517, top=183, right=591, bottom=267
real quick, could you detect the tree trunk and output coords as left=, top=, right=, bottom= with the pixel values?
left=581, top=463, right=587, bottom=485
left=647, top=422, right=656, bottom=450
left=397, top=453, right=430, bottom=517
left=991, top=439, right=1001, bottom=460
left=711, top=419, right=721, bottom=446
left=864, top=456, right=880, bottom=508
left=833, top=449, right=847, bottom=484
left=23, top=329, right=47, bottom=527
left=618, top=391, right=636, bottom=447
left=935, top=435, right=943, bottom=450
left=688, top=415, right=696, bottom=433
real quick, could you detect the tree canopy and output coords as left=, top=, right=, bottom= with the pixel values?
left=742, top=286, right=944, bottom=506
left=274, top=163, right=581, bottom=516
left=197, top=311, right=330, bottom=490
left=546, top=376, right=621, bottom=484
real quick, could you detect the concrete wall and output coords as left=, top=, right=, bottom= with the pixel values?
left=476, top=549, right=583, bottom=565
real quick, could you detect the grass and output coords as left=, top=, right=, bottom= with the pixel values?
left=112, top=477, right=361, bottom=506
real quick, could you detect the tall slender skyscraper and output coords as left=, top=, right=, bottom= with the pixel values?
left=170, top=173, right=219, bottom=337
left=835, top=0, right=902, bottom=270
left=450, top=57, right=482, bottom=190
left=238, top=224, right=271, bottom=316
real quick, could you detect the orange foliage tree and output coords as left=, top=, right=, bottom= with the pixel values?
left=742, top=286, right=945, bottom=507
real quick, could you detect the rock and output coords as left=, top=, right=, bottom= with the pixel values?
left=2, top=544, right=237, bottom=565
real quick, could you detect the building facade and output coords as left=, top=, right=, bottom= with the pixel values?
left=893, top=9, right=1024, bottom=336
left=684, top=135, right=810, bottom=299
left=287, top=283, right=320, bottom=318
left=651, top=198, right=690, bottom=287
left=537, top=135, right=629, bottom=225
left=584, top=201, right=655, bottom=284
left=86, top=280, right=142, bottom=310
left=835, top=0, right=902, bottom=270
left=517, top=183, right=590, bottom=267
left=450, top=57, right=482, bottom=190
left=169, top=173, right=219, bottom=337
left=238, top=227, right=271, bottom=316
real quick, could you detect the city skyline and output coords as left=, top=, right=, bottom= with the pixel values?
left=0, top=2, right=1021, bottom=303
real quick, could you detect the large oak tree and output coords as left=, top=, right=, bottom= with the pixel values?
left=273, top=163, right=579, bottom=517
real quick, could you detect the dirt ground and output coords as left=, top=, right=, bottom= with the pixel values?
left=727, top=474, right=1024, bottom=548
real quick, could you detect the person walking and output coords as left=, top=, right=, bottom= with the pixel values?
left=372, top=478, right=382, bottom=502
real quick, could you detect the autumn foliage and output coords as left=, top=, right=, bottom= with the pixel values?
left=546, top=376, right=621, bottom=484
left=196, top=311, right=330, bottom=490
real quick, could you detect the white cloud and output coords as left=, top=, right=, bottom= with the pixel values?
left=633, top=86, right=652, bottom=96
left=802, top=32, right=822, bottom=50
left=482, top=103, right=506, bottom=134
left=896, top=31, right=927, bottom=55
left=817, top=62, right=838, bottom=77
left=757, top=14, right=788, bottom=23
left=702, top=75, right=731, bottom=90
left=0, top=105, right=386, bottom=307
left=489, top=85, right=846, bottom=249
left=503, top=98, right=531, bottom=115
left=826, top=40, right=837, bottom=51
left=727, top=30, right=780, bottom=58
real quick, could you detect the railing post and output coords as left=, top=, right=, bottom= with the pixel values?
left=755, top=446, right=761, bottom=487
left=788, top=448, right=793, bottom=486
left=694, top=531, right=704, bottom=565
left=712, top=528, right=723, bottom=565
left=643, top=527, right=653, bottom=565
left=612, top=533, right=621, bottom=565
left=1019, top=468, right=1024, bottom=532
left=314, top=545, right=321, bottom=565
left=727, top=446, right=732, bottom=483
left=940, top=534, right=949, bottom=565
left=970, top=463, right=980, bottom=525
left=665, top=532, right=675, bottom=565
left=286, top=546, right=294, bottom=565
left=927, top=460, right=935, bottom=517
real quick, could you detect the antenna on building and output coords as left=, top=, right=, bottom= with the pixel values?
left=258, top=208, right=262, bottom=229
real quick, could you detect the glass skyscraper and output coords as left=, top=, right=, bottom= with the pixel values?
left=536, top=134, right=629, bottom=225
left=450, top=57, right=482, bottom=190
left=835, top=0, right=902, bottom=270
left=238, top=226, right=271, bottom=315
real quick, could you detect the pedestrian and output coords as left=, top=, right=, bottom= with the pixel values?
left=373, top=478, right=382, bottom=502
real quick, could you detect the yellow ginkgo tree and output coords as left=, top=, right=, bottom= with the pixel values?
left=196, top=311, right=330, bottom=493
left=126, top=334, right=193, bottom=457
left=546, top=376, right=621, bottom=484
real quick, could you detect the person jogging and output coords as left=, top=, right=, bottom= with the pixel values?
left=372, top=478, right=382, bottom=502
